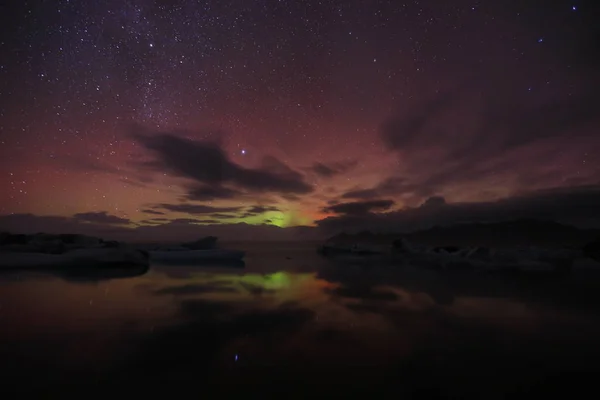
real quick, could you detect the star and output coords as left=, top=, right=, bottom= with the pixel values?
left=0, top=0, right=597, bottom=234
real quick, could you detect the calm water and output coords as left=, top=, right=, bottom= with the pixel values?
left=1, top=241, right=600, bottom=397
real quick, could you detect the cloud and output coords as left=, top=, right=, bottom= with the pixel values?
left=196, top=219, right=221, bottom=224
left=377, top=83, right=600, bottom=203
left=133, top=128, right=313, bottom=200
left=169, top=218, right=204, bottom=224
left=155, top=203, right=243, bottom=215
left=0, top=213, right=320, bottom=242
left=150, top=202, right=281, bottom=221
left=3, top=184, right=600, bottom=244
left=142, top=209, right=165, bottom=216
left=323, top=199, right=395, bottom=216
left=317, top=185, right=600, bottom=233
left=139, top=219, right=162, bottom=225
left=342, top=177, right=423, bottom=200
left=245, top=205, right=281, bottom=214
left=144, top=203, right=282, bottom=223
left=311, top=160, right=357, bottom=178
left=154, top=284, right=238, bottom=295
left=55, top=155, right=122, bottom=175
left=119, top=178, right=149, bottom=189
left=185, top=185, right=243, bottom=201
left=0, top=213, right=133, bottom=237
left=72, top=211, right=131, bottom=225
left=381, top=90, right=456, bottom=152
left=209, top=213, right=239, bottom=220
left=327, top=285, right=399, bottom=301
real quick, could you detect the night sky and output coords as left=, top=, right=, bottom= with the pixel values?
left=1, top=0, right=599, bottom=239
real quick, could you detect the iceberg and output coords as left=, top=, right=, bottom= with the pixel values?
left=0, top=247, right=150, bottom=269
left=0, top=232, right=150, bottom=271
left=391, top=238, right=581, bottom=273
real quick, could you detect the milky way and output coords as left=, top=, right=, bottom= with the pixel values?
left=1, top=0, right=599, bottom=235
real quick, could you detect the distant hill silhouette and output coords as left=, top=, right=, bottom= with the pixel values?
left=328, top=219, right=600, bottom=248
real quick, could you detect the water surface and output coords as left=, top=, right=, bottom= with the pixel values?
left=1, top=241, right=599, bottom=397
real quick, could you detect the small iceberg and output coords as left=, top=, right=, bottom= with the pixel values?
left=144, top=235, right=245, bottom=265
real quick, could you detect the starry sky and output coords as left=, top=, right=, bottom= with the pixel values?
left=1, top=0, right=599, bottom=239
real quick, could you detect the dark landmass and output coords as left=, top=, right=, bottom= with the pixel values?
left=327, top=219, right=600, bottom=249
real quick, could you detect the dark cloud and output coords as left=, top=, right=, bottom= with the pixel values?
left=323, top=199, right=395, bottom=216
left=209, top=213, right=239, bottom=220
left=327, top=285, right=399, bottom=301
left=169, top=218, right=204, bottom=224
left=156, top=203, right=242, bottom=215
left=246, top=205, right=281, bottom=215
left=239, top=282, right=276, bottom=296
left=139, top=219, right=162, bottom=225
left=198, top=219, right=221, bottom=224
left=133, top=129, right=313, bottom=199
left=318, top=185, right=600, bottom=233
left=378, top=83, right=600, bottom=201
left=280, top=193, right=301, bottom=201
left=480, top=91, right=599, bottom=154
left=154, top=284, right=238, bottom=295
left=311, top=160, right=357, bottom=178
left=421, top=196, right=446, bottom=209
left=202, top=205, right=282, bottom=220
left=142, top=209, right=165, bottom=216
left=185, top=185, right=243, bottom=201
left=381, top=90, right=456, bottom=152
left=72, top=211, right=130, bottom=225
left=0, top=213, right=323, bottom=242
left=342, top=177, right=423, bottom=200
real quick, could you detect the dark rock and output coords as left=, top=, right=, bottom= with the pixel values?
left=0, top=233, right=30, bottom=245
left=432, top=246, right=461, bottom=254
left=552, top=258, right=574, bottom=274
left=467, top=247, right=493, bottom=262
left=582, top=240, right=600, bottom=262
left=445, top=260, right=474, bottom=271
left=182, top=236, right=218, bottom=250
left=392, top=238, right=411, bottom=253
left=0, top=244, right=40, bottom=253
